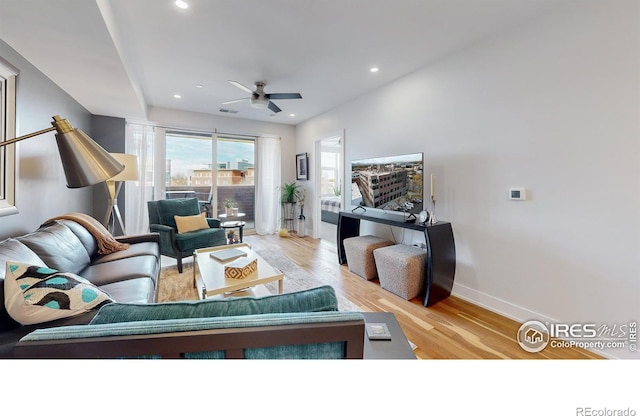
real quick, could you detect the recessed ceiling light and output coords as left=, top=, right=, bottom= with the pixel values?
left=370, top=67, right=379, bottom=73
left=175, top=0, right=188, bottom=9
left=174, top=94, right=182, bottom=99
left=196, top=84, right=203, bottom=89
left=289, top=113, right=295, bottom=117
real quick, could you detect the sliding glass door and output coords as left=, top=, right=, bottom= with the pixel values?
left=164, top=132, right=255, bottom=229
left=165, top=131, right=211, bottom=200
left=215, top=137, right=255, bottom=229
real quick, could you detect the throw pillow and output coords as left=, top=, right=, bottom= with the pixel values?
left=90, top=285, right=339, bottom=324
left=174, top=212, right=209, bottom=234
left=3, top=261, right=114, bottom=326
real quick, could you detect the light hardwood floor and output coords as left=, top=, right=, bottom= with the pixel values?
left=245, top=233, right=603, bottom=359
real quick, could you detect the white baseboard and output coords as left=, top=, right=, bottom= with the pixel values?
left=451, top=283, right=555, bottom=324
left=451, top=283, right=621, bottom=359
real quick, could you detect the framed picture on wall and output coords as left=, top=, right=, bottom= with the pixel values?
left=296, top=152, right=308, bottom=180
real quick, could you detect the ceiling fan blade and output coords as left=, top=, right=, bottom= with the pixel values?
left=221, top=98, right=249, bottom=105
left=265, top=93, right=302, bottom=100
left=268, top=101, right=282, bottom=113
left=228, top=80, right=254, bottom=94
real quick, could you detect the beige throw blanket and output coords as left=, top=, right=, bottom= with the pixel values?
left=45, top=213, right=130, bottom=254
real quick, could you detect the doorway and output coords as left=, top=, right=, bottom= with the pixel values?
left=313, top=132, right=344, bottom=243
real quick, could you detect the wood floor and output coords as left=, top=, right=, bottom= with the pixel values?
left=245, top=233, right=603, bottom=359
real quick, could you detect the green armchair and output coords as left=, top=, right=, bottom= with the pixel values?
left=147, top=197, right=226, bottom=272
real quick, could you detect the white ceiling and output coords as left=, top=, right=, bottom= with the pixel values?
left=0, top=0, right=567, bottom=126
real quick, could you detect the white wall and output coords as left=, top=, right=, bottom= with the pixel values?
left=296, top=0, right=639, bottom=359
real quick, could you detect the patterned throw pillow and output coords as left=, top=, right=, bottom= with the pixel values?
left=3, top=261, right=114, bottom=325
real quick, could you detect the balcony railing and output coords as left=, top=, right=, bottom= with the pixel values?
left=165, top=185, right=255, bottom=227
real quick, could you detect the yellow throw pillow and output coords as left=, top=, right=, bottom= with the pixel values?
left=174, top=212, right=209, bottom=234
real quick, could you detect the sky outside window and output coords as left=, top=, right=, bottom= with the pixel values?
left=166, top=135, right=254, bottom=179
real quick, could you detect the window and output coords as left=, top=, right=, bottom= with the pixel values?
left=0, top=57, right=18, bottom=217
left=320, top=149, right=340, bottom=197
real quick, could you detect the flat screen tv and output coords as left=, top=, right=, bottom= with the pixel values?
left=350, top=152, right=424, bottom=216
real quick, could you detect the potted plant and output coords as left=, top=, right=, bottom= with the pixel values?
left=279, top=182, right=303, bottom=234
left=227, top=229, right=236, bottom=244
left=223, top=198, right=234, bottom=216
left=279, top=182, right=303, bottom=206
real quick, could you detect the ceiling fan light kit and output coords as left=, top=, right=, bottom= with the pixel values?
left=250, top=97, right=269, bottom=109
left=223, top=80, right=302, bottom=114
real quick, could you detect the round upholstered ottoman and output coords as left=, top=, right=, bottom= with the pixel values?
left=343, top=235, right=394, bottom=280
left=373, top=244, right=426, bottom=300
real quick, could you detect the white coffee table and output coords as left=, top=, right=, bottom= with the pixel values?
left=193, top=243, right=283, bottom=300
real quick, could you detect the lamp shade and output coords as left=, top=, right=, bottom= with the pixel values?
left=52, top=116, right=124, bottom=188
left=250, top=97, right=269, bottom=109
left=108, top=153, right=139, bottom=181
left=0, top=115, right=124, bottom=189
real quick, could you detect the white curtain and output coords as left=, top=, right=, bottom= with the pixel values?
left=124, top=123, right=155, bottom=235
left=255, top=136, right=281, bottom=235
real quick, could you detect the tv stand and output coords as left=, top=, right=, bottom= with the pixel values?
left=337, top=211, right=456, bottom=307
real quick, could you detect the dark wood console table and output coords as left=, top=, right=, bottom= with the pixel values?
left=337, top=210, right=456, bottom=307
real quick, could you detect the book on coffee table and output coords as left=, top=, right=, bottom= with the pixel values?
left=209, top=248, right=247, bottom=262
left=366, top=322, right=392, bottom=340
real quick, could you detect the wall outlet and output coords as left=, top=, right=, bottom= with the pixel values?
left=412, top=242, right=426, bottom=249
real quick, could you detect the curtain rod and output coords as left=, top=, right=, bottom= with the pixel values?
left=125, top=121, right=259, bottom=139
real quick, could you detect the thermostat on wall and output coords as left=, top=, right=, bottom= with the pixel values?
left=509, top=187, right=527, bottom=201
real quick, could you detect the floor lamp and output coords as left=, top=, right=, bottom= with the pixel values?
left=103, top=153, right=139, bottom=235
left=0, top=115, right=123, bottom=188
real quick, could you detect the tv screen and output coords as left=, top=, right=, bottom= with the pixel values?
left=351, top=152, right=424, bottom=215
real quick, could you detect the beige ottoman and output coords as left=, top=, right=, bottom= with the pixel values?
left=343, top=235, right=394, bottom=280
left=373, top=244, right=426, bottom=300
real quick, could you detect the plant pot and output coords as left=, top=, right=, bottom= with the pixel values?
left=225, top=207, right=234, bottom=216
left=282, top=202, right=296, bottom=232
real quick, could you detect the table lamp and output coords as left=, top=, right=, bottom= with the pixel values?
left=0, top=115, right=124, bottom=188
left=103, top=153, right=139, bottom=235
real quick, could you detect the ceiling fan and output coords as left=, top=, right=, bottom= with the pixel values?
left=222, top=80, right=302, bottom=113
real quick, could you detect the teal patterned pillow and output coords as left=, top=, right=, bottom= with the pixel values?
left=3, top=261, right=114, bottom=325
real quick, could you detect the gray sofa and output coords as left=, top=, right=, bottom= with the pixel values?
left=0, top=218, right=160, bottom=358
